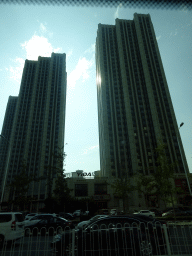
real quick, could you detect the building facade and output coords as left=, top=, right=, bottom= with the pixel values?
left=96, top=14, right=189, bottom=184
left=0, top=96, right=18, bottom=204
left=0, top=53, right=67, bottom=210
left=66, top=170, right=119, bottom=212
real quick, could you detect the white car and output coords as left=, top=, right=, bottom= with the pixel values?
left=24, top=213, right=57, bottom=227
left=0, top=212, right=24, bottom=247
left=133, top=210, right=155, bottom=218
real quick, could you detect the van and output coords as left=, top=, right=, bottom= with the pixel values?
left=0, top=212, right=24, bottom=247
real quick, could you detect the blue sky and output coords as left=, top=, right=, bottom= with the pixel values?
left=0, top=4, right=191, bottom=174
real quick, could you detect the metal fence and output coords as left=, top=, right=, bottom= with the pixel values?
left=1, top=221, right=192, bottom=256
left=165, top=221, right=192, bottom=256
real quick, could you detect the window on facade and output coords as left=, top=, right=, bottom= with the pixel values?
left=94, top=183, right=107, bottom=195
left=75, top=184, right=88, bottom=197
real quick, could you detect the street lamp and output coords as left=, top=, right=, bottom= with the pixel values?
left=0, top=134, right=11, bottom=210
left=177, top=123, right=192, bottom=196
left=179, top=122, right=184, bottom=128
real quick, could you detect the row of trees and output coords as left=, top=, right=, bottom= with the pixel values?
left=4, top=149, right=105, bottom=215
left=4, top=142, right=191, bottom=214
left=4, top=148, right=73, bottom=213
left=112, top=142, right=192, bottom=213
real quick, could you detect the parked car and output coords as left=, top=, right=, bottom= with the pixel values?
left=59, top=213, right=75, bottom=220
left=51, top=215, right=165, bottom=256
left=110, top=209, right=117, bottom=215
left=185, top=209, right=192, bottom=216
left=133, top=210, right=155, bottom=217
left=83, top=211, right=89, bottom=216
left=0, top=212, right=25, bottom=248
left=149, top=209, right=162, bottom=217
left=24, top=213, right=38, bottom=221
left=24, top=213, right=58, bottom=226
left=25, top=216, right=74, bottom=236
left=98, top=208, right=109, bottom=215
left=162, top=208, right=188, bottom=217
left=77, top=215, right=107, bottom=230
left=73, top=210, right=82, bottom=217
left=178, top=207, right=192, bottom=216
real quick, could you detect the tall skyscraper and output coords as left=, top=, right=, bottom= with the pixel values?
left=0, top=53, right=67, bottom=209
left=96, top=13, right=189, bottom=180
left=0, top=96, right=18, bottom=202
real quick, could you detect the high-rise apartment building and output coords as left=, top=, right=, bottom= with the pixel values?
left=0, top=96, right=18, bottom=201
left=96, top=14, right=189, bottom=180
left=0, top=53, right=67, bottom=209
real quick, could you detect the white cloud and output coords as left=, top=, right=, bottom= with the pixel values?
left=68, top=57, right=94, bottom=89
left=8, top=33, right=62, bottom=82
left=39, top=23, right=47, bottom=33
left=84, top=44, right=95, bottom=54
left=66, top=49, right=73, bottom=61
left=169, top=28, right=178, bottom=38
left=156, top=35, right=161, bottom=41
left=38, top=22, right=53, bottom=38
left=82, top=145, right=99, bottom=155
left=21, top=35, right=62, bottom=61
left=114, top=3, right=122, bottom=19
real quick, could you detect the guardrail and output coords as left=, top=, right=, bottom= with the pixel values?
left=1, top=222, right=192, bottom=256
left=166, top=222, right=192, bottom=255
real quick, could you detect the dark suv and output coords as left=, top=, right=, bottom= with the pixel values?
left=51, top=215, right=166, bottom=256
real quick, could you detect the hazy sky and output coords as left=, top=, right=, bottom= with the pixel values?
left=0, top=3, right=191, bottom=174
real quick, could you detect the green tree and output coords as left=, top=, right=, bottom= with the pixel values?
left=7, top=161, right=35, bottom=210
left=135, top=142, right=183, bottom=218
left=135, top=174, right=156, bottom=207
left=111, top=177, right=135, bottom=213
left=53, top=169, right=73, bottom=212
left=44, top=148, right=66, bottom=199
left=44, top=148, right=72, bottom=212
left=152, top=142, right=178, bottom=208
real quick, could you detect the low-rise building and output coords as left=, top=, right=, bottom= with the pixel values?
left=66, top=170, right=125, bottom=213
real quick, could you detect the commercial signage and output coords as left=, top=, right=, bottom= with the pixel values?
left=77, top=172, right=95, bottom=177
